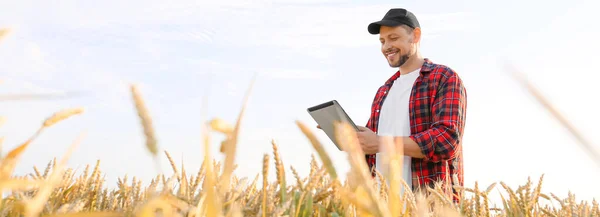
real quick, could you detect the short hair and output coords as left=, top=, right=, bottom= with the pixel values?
left=399, top=24, right=414, bottom=34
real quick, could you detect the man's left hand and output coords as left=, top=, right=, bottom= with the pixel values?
left=356, top=126, right=380, bottom=154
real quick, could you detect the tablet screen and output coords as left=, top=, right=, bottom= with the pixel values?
left=307, top=100, right=358, bottom=150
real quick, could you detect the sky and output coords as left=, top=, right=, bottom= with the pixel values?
left=1, top=0, right=599, bottom=206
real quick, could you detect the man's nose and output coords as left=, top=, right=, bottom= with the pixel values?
left=382, top=42, right=391, bottom=51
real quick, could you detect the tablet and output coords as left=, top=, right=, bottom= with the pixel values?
left=307, top=100, right=359, bottom=150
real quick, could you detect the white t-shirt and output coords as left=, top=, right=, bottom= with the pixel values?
left=376, top=68, right=420, bottom=195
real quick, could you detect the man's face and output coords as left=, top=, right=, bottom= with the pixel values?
left=379, top=25, right=420, bottom=68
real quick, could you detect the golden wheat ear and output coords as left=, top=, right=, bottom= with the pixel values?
left=0, top=116, right=6, bottom=127
left=0, top=107, right=84, bottom=182
left=271, top=139, right=287, bottom=204
left=43, top=107, right=85, bottom=128
left=129, top=84, right=158, bottom=157
left=261, top=153, right=269, bottom=217
left=0, top=28, right=10, bottom=43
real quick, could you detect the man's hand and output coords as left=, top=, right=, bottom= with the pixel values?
left=316, top=124, right=379, bottom=154
left=356, top=126, right=380, bottom=154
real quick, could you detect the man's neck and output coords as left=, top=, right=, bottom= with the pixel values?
left=399, top=55, right=425, bottom=75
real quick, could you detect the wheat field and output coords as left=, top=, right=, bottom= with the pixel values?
left=1, top=27, right=599, bottom=217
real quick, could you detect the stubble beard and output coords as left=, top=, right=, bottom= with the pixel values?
left=389, top=48, right=411, bottom=68
left=390, top=54, right=409, bottom=68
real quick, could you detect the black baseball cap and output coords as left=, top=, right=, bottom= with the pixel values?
left=368, top=8, right=420, bottom=34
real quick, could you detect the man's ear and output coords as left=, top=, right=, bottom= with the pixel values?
left=412, top=27, right=422, bottom=44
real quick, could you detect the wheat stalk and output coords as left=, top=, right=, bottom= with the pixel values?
left=505, top=64, right=600, bottom=168
left=0, top=63, right=596, bottom=217
left=219, top=74, right=257, bottom=195
left=296, top=121, right=338, bottom=182
left=271, top=139, right=286, bottom=203
left=130, top=84, right=158, bottom=157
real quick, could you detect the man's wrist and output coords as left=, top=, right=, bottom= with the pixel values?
left=403, top=136, right=425, bottom=158
left=372, top=134, right=381, bottom=153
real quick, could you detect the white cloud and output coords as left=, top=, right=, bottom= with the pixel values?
left=0, top=78, right=63, bottom=95
left=2, top=1, right=478, bottom=59
left=0, top=1, right=481, bottom=88
left=207, top=5, right=480, bottom=58
left=258, top=68, right=334, bottom=80
left=0, top=38, right=55, bottom=82
left=179, top=59, right=335, bottom=81
left=225, top=81, right=239, bottom=97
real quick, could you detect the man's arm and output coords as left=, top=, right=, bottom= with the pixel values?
left=398, top=137, right=426, bottom=158
left=403, top=72, right=467, bottom=162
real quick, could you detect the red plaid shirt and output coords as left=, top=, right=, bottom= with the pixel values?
left=365, top=58, right=467, bottom=200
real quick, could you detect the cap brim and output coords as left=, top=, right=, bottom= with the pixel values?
left=368, top=20, right=404, bottom=34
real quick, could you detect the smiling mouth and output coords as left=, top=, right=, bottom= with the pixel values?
left=385, top=50, right=399, bottom=60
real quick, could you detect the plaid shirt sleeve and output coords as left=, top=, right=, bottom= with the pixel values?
left=408, top=70, right=467, bottom=163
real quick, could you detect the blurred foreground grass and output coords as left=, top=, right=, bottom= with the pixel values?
left=0, top=27, right=598, bottom=217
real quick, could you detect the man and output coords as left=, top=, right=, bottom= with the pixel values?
left=355, top=8, right=467, bottom=202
